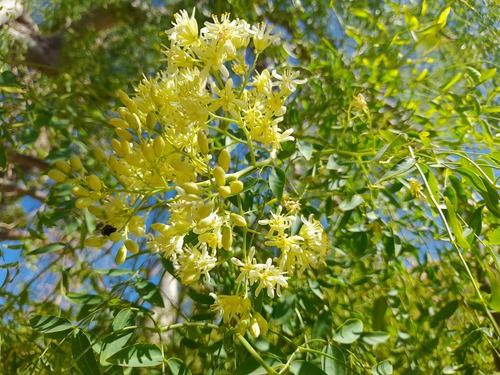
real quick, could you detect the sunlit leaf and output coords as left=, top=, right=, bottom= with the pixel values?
left=290, top=360, right=327, bottom=375
left=333, top=319, right=363, bottom=344
left=30, top=315, right=74, bottom=339
left=72, top=330, right=100, bottom=375
left=107, top=344, right=163, bottom=367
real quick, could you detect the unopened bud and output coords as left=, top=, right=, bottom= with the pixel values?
left=109, top=232, right=122, bottom=242
left=230, top=213, right=247, bottom=227
left=249, top=317, right=260, bottom=338
left=84, top=236, right=107, bottom=247
left=115, top=128, right=133, bottom=141
left=197, top=203, right=214, bottom=219
left=221, top=226, right=233, bottom=250
left=55, top=160, right=71, bottom=174
left=126, top=113, right=141, bottom=130
left=115, top=246, right=127, bottom=265
left=146, top=112, right=156, bottom=129
left=112, top=139, right=123, bottom=156
left=75, top=197, right=93, bottom=209
left=214, top=166, right=226, bottom=186
left=229, top=180, right=244, bottom=195
left=124, top=239, right=139, bottom=254
left=218, top=186, right=232, bottom=198
left=48, top=169, right=67, bottom=183
left=218, top=149, right=231, bottom=171
left=197, top=130, right=209, bottom=154
left=94, top=147, right=106, bottom=162
left=142, top=144, right=155, bottom=162
left=109, top=118, right=129, bottom=129
left=69, top=155, right=83, bottom=171
left=71, top=185, right=90, bottom=197
left=153, top=136, right=165, bottom=157
left=87, top=174, right=102, bottom=191
left=182, top=182, right=203, bottom=195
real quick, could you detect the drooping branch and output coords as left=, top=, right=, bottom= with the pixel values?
left=0, top=228, right=30, bottom=240
left=6, top=150, right=50, bottom=172
left=0, top=177, right=47, bottom=201
left=1, top=0, right=149, bottom=73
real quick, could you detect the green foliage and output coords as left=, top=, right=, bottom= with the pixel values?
left=1, top=0, right=500, bottom=374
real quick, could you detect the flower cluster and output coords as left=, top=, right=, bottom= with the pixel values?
left=49, top=9, right=326, bottom=337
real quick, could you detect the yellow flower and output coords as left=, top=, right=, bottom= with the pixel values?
left=166, top=8, right=199, bottom=47
left=210, top=294, right=251, bottom=325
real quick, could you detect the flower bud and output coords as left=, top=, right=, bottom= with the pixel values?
left=55, top=160, right=71, bottom=174
left=115, top=128, right=133, bottom=141
left=87, top=174, right=102, bottom=191
left=153, top=136, right=166, bottom=157
left=126, top=113, right=141, bottom=130
left=142, top=144, right=156, bottom=163
left=249, top=317, right=261, bottom=338
left=197, top=203, right=214, bottom=220
left=115, top=246, right=127, bottom=265
left=69, top=155, right=83, bottom=171
left=124, top=239, right=139, bottom=254
left=94, top=147, right=106, bottom=162
left=197, top=130, right=209, bottom=154
left=182, top=182, right=203, bottom=195
left=218, top=186, right=232, bottom=198
left=230, top=213, right=247, bottom=227
left=229, top=180, right=244, bottom=195
left=213, top=166, right=226, bottom=186
left=75, top=197, right=93, bottom=209
left=218, top=149, right=231, bottom=172
left=221, top=226, right=233, bottom=250
left=71, top=185, right=90, bottom=197
left=112, top=139, right=123, bottom=156
left=120, top=139, right=131, bottom=155
left=109, top=118, right=129, bottom=129
left=48, top=169, right=67, bottom=183
left=84, top=236, right=107, bottom=247
left=146, top=112, right=156, bottom=129
left=109, top=232, right=122, bottom=242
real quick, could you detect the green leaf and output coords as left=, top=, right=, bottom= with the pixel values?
left=440, top=72, right=462, bottom=92
left=479, top=68, right=497, bottom=84
left=72, top=330, right=100, bottom=375
left=135, top=279, right=165, bottom=307
left=30, top=315, right=74, bottom=339
left=372, top=360, right=393, bottom=375
left=101, top=310, right=136, bottom=364
left=437, top=6, right=451, bottom=25
left=27, top=242, right=66, bottom=256
left=107, top=344, right=163, bottom=367
left=372, top=297, right=388, bottom=331
left=333, top=319, right=363, bottom=344
left=486, top=227, right=500, bottom=245
left=297, top=140, right=313, bottom=160
left=94, top=268, right=134, bottom=277
left=321, top=346, right=345, bottom=375
left=375, top=158, right=416, bottom=184
left=455, top=167, right=487, bottom=192
left=431, top=300, right=459, bottom=327
left=269, top=167, right=286, bottom=202
left=66, top=292, right=105, bottom=305
left=0, top=141, right=6, bottom=170
left=338, top=195, right=363, bottom=211
left=361, top=331, right=391, bottom=345
left=312, top=311, right=333, bottom=339
left=444, top=197, right=469, bottom=249
left=167, top=358, right=192, bottom=375
left=290, top=360, right=327, bottom=375
left=486, top=269, right=500, bottom=311
left=234, top=358, right=282, bottom=375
